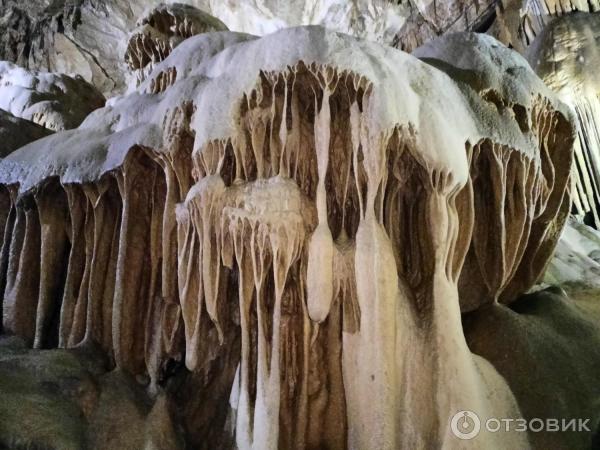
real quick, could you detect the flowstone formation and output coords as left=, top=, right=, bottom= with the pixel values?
left=0, top=28, right=574, bottom=449
left=527, top=12, right=600, bottom=228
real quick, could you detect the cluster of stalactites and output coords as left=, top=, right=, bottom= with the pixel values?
left=568, top=95, right=600, bottom=227
left=126, top=33, right=175, bottom=72
left=0, top=105, right=195, bottom=390
left=172, top=63, right=571, bottom=448
left=124, top=5, right=226, bottom=88
left=125, top=32, right=178, bottom=89
left=459, top=96, right=573, bottom=310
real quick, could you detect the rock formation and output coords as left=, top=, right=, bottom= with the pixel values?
left=124, top=3, right=227, bottom=89
left=415, top=32, right=574, bottom=308
left=0, top=61, right=105, bottom=131
left=527, top=12, right=600, bottom=228
left=4, top=0, right=595, bottom=98
left=464, top=285, right=600, bottom=450
left=0, top=26, right=576, bottom=448
left=544, top=218, right=600, bottom=288
left=0, top=336, right=182, bottom=449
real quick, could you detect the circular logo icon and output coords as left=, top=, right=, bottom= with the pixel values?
left=451, top=410, right=481, bottom=440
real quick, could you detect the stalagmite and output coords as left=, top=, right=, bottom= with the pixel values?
left=0, top=27, right=575, bottom=449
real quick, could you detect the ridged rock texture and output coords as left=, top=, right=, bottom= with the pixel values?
left=527, top=12, right=600, bottom=228
left=0, top=27, right=575, bottom=449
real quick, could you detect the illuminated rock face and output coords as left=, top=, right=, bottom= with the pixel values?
left=0, top=29, right=573, bottom=449
left=527, top=12, right=600, bottom=228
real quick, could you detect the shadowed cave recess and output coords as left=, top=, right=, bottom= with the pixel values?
left=0, top=2, right=600, bottom=450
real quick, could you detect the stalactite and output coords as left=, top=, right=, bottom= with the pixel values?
left=306, top=70, right=335, bottom=323
left=68, top=190, right=94, bottom=347
left=0, top=186, right=17, bottom=334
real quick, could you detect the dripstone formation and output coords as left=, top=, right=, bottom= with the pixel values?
left=0, top=26, right=576, bottom=449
